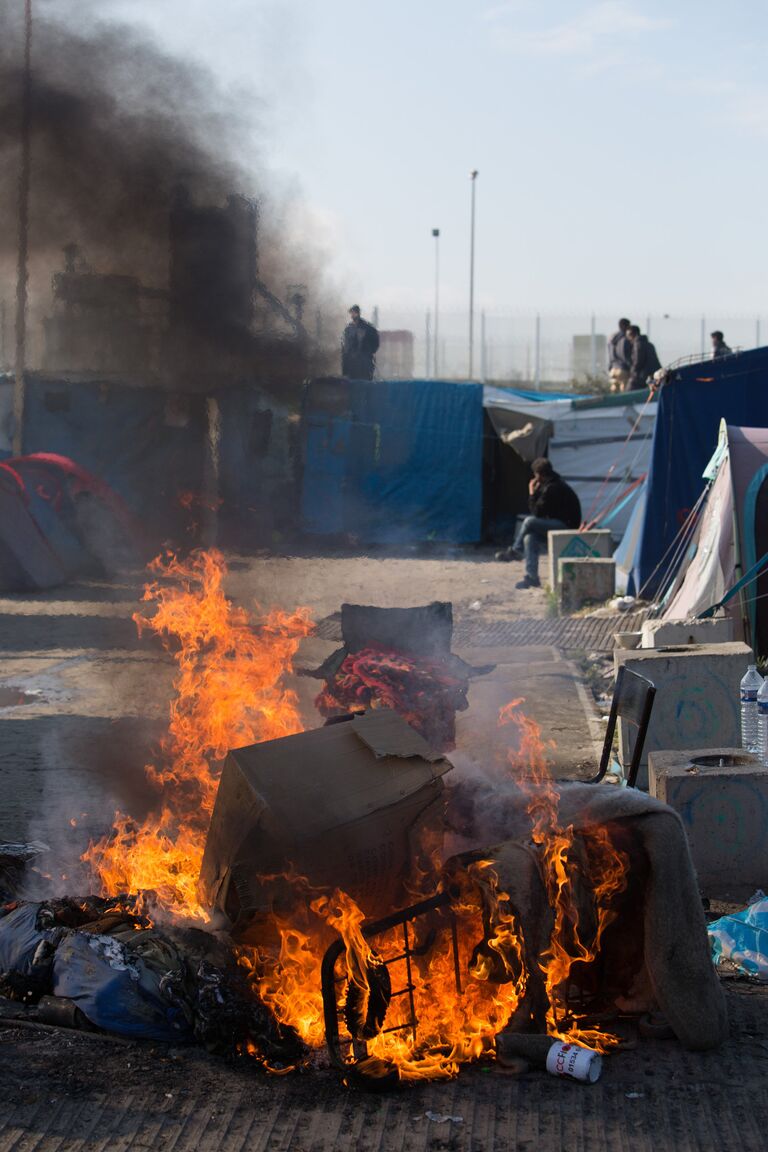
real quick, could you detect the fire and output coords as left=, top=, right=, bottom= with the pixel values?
left=315, top=647, right=468, bottom=750
left=83, top=549, right=313, bottom=919
left=240, top=860, right=527, bottom=1081
left=80, top=549, right=629, bottom=1080
left=499, top=699, right=628, bottom=1051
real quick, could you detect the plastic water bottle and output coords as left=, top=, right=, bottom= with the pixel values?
left=741, top=665, right=764, bottom=754
left=757, top=678, right=768, bottom=765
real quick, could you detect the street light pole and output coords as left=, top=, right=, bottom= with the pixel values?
left=13, top=0, right=32, bottom=455
left=468, top=169, right=478, bottom=379
left=432, top=228, right=440, bottom=378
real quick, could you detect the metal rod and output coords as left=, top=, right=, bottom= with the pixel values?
left=432, top=228, right=440, bottom=378
left=450, top=913, right=462, bottom=995
left=425, top=309, right=431, bottom=378
left=468, top=170, right=478, bottom=379
left=401, top=920, right=418, bottom=1041
left=13, top=0, right=32, bottom=455
left=534, top=314, right=541, bottom=390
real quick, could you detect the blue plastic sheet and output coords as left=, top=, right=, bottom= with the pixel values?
left=709, top=895, right=768, bottom=980
left=301, top=378, right=484, bottom=543
left=0, top=904, right=60, bottom=974
left=633, top=348, right=768, bottom=597
left=52, top=932, right=192, bottom=1042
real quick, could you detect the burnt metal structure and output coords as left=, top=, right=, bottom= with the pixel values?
left=320, top=890, right=462, bottom=1069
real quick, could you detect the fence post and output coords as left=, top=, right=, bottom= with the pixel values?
left=700, top=315, right=706, bottom=358
left=534, top=314, right=541, bottom=390
left=425, top=311, right=431, bottom=378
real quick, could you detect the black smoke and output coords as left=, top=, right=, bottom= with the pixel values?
left=0, top=4, right=322, bottom=377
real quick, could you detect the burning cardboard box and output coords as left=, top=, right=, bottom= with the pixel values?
left=198, top=709, right=451, bottom=941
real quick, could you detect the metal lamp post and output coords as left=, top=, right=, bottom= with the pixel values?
left=468, top=170, right=478, bottom=379
left=432, top=228, right=440, bottom=378
left=13, top=0, right=32, bottom=454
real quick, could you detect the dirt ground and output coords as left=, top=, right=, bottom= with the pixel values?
left=1, top=544, right=764, bottom=1151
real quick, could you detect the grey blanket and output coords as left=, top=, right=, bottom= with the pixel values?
left=446, top=781, right=728, bottom=1050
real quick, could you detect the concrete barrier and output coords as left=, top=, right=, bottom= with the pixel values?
left=649, top=746, right=768, bottom=895
left=558, top=557, right=616, bottom=612
left=547, top=529, right=613, bottom=592
left=614, top=642, right=753, bottom=784
left=641, top=617, right=734, bottom=648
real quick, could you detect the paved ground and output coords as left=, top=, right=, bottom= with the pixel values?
left=0, top=548, right=598, bottom=852
left=0, top=545, right=761, bottom=1151
left=0, top=979, right=766, bottom=1152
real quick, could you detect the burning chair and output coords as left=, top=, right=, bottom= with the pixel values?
left=318, top=780, right=728, bottom=1080
left=309, top=601, right=492, bottom=751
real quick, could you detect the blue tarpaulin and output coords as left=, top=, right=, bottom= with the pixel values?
left=301, top=378, right=484, bottom=543
left=632, top=348, right=768, bottom=597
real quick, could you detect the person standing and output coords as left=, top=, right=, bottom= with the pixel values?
left=341, top=305, right=380, bottom=380
left=608, top=318, right=632, bottom=390
left=711, top=330, right=731, bottom=359
left=497, top=458, right=582, bottom=589
left=626, top=325, right=661, bottom=391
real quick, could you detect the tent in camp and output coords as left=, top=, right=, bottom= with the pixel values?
left=300, top=378, right=484, bottom=544
left=628, top=347, right=768, bottom=598
left=300, top=378, right=657, bottom=546
left=483, top=385, right=656, bottom=540
left=658, top=423, right=768, bottom=654
left=485, top=387, right=654, bottom=539
left=0, top=453, right=144, bottom=592
left=17, top=372, right=297, bottom=549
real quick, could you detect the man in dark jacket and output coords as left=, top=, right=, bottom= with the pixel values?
left=711, top=330, right=731, bottom=359
left=626, top=325, right=661, bottom=390
left=497, top=458, right=582, bottom=589
left=608, top=318, right=632, bottom=390
left=341, top=305, right=380, bottom=380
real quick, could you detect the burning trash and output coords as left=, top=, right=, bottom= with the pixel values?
left=310, top=602, right=492, bottom=750
left=0, top=549, right=729, bottom=1086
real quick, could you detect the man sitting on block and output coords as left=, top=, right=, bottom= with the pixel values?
left=497, top=458, right=582, bottom=589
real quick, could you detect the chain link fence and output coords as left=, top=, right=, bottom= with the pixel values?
left=370, top=310, right=767, bottom=387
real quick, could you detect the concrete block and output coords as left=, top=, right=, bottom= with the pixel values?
left=558, top=557, right=616, bottom=612
left=548, top=529, right=613, bottom=592
left=649, top=746, right=768, bottom=895
left=641, top=617, right=734, bottom=648
left=614, top=642, right=753, bottom=776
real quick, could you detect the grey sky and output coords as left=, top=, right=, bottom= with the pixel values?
left=38, top=1, right=768, bottom=315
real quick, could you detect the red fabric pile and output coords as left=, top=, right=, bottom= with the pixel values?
left=315, top=647, right=469, bottom=751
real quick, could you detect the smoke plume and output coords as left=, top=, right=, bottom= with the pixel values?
left=0, top=4, right=331, bottom=376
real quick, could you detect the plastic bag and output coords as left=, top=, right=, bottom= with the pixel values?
left=708, top=896, right=768, bottom=980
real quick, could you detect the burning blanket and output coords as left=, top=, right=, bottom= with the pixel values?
left=315, top=647, right=470, bottom=750
left=449, top=781, right=728, bottom=1051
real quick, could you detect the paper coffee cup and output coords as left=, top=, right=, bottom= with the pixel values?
left=545, top=1040, right=602, bottom=1083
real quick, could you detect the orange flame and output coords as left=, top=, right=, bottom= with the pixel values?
left=239, top=860, right=527, bottom=1081
left=499, top=699, right=628, bottom=1051
left=80, top=550, right=630, bottom=1079
left=82, top=549, right=313, bottom=920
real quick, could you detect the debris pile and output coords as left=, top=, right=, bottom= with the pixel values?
left=0, top=895, right=305, bottom=1069
left=315, top=646, right=469, bottom=750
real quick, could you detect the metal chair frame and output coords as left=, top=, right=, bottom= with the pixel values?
left=588, top=665, right=656, bottom=788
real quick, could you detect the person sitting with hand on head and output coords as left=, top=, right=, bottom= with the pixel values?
left=497, top=458, right=582, bottom=589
